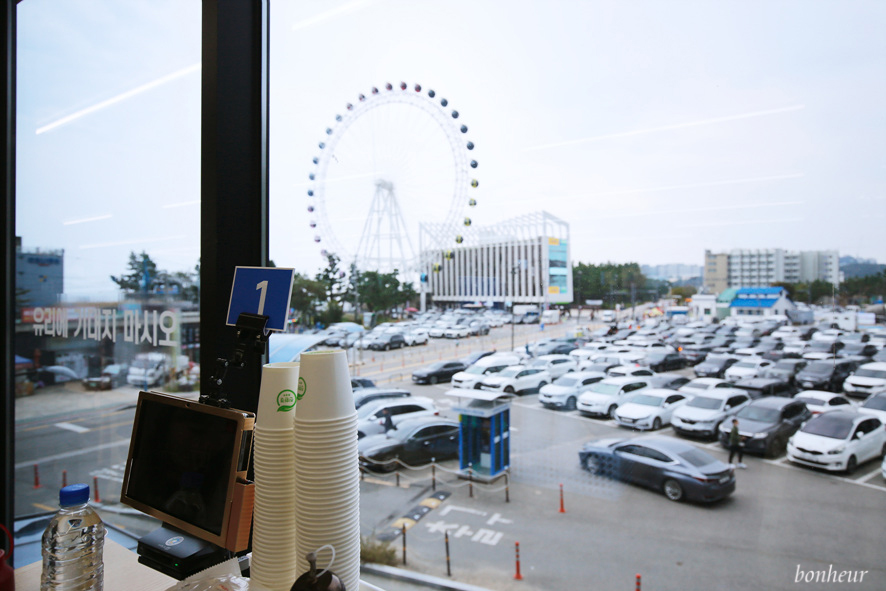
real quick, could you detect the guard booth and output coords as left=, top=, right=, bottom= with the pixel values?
left=445, top=389, right=511, bottom=480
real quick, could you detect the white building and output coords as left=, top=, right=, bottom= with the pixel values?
left=419, top=211, right=572, bottom=309
left=729, top=287, right=795, bottom=318
left=703, top=249, right=839, bottom=293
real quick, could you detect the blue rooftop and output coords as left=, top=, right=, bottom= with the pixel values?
left=735, top=287, right=785, bottom=296
left=730, top=298, right=779, bottom=308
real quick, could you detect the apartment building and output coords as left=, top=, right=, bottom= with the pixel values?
left=703, top=249, right=839, bottom=293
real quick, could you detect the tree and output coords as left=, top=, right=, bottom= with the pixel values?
left=111, top=251, right=160, bottom=294
left=572, top=262, right=648, bottom=308
left=289, top=273, right=325, bottom=327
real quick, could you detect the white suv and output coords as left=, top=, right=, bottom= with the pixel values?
left=671, top=389, right=751, bottom=438
left=528, top=355, right=578, bottom=379
left=787, top=411, right=886, bottom=473
left=842, top=362, right=886, bottom=398
left=479, top=365, right=551, bottom=396
left=576, top=376, right=651, bottom=419
left=356, top=397, right=437, bottom=439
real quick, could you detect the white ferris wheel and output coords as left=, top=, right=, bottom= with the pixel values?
left=306, top=82, right=480, bottom=276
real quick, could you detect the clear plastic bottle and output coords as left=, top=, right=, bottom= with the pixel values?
left=41, top=484, right=105, bottom=591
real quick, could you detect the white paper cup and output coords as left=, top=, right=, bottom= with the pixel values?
left=257, top=362, right=301, bottom=430
left=295, top=351, right=354, bottom=421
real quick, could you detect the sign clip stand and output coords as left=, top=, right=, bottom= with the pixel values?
left=202, top=312, right=270, bottom=409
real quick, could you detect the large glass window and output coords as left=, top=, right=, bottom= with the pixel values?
left=14, top=0, right=201, bottom=556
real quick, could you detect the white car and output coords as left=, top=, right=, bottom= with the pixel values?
left=671, top=389, right=752, bottom=438
left=356, top=396, right=438, bottom=439
left=792, top=390, right=855, bottom=416
left=451, top=355, right=521, bottom=389
left=787, top=411, right=886, bottom=473
left=678, top=378, right=735, bottom=395
left=613, top=389, right=691, bottom=430
left=606, top=365, right=656, bottom=379
left=857, top=391, right=886, bottom=423
left=404, top=328, right=429, bottom=346
left=782, top=340, right=812, bottom=357
left=576, top=376, right=652, bottom=418
left=724, top=358, right=773, bottom=381
left=478, top=365, right=551, bottom=396
left=528, top=355, right=578, bottom=379
left=444, top=325, right=471, bottom=339
left=538, top=371, right=606, bottom=410
left=842, top=362, right=886, bottom=398
left=812, top=329, right=846, bottom=343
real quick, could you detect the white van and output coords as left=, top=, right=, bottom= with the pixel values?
left=451, top=353, right=522, bottom=389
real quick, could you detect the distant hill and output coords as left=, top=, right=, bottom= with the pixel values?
left=840, top=255, right=878, bottom=266
left=841, top=263, right=885, bottom=279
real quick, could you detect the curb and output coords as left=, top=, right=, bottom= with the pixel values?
left=361, top=564, right=493, bottom=591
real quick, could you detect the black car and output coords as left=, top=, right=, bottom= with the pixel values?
left=368, top=333, right=407, bottom=351
left=579, top=435, right=735, bottom=503
left=717, top=397, right=811, bottom=457
left=351, top=377, right=377, bottom=391
left=412, top=361, right=467, bottom=385
left=353, top=387, right=410, bottom=410
left=762, top=359, right=807, bottom=385
left=359, top=416, right=459, bottom=472
left=680, top=344, right=714, bottom=365
left=795, top=359, right=858, bottom=392
left=732, top=377, right=797, bottom=399
left=694, top=356, right=739, bottom=379
left=645, top=352, right=687, bottom=372
left=838, top=343, right=878, bottom=360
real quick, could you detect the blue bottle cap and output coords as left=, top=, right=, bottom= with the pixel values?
left=59, top=484, right=90, bottom=506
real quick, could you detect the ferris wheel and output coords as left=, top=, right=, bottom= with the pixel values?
left=306, top=82, right=480, bottom=275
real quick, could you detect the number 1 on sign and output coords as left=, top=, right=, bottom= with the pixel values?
left=256, top=281, right=268, bottom=315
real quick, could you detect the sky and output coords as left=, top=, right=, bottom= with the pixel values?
left=14, top=0, right=886, bottom=300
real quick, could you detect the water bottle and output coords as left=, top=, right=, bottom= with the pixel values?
left=41, top=484, right=105, bottom=591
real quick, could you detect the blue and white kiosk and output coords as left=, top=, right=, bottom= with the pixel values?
left=445, top=388, right=511, bottom=480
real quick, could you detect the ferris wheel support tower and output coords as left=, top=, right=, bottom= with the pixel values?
left=354, top=179, right=416, bottom=274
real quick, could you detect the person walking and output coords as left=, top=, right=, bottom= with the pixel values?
left=380, top=407, right=395, bottom=432
left=728, top=418, right=747, bottom=468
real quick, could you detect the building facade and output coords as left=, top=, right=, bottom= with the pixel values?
left=703, top=249, right=840, bottom=293
left=420, top=211, right=573, bottom=308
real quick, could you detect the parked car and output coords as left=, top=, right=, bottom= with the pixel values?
left=643, top=352, right=688, bottom=373
left=83, top=363, right=129, bottom=391
left=451, top=354, right=521, bottom=389
left=787, top=411, right=886, bottom=473
left=411, top=361, right=467, bottom=385
left=460, top=350, right=497, bottom=367
left=724, top=358, right=774, bottom=381
left=792, top=391, right=855, bottom=416
left=672, top=389, right=751, bottom=439
left=538, top=371, right=606, bottom=410
left=358, top=416, right=460, bottom=472
left=857, top=391, right=886, bottom=423
left=838, top=343, right=878, bottom=360
left=732, top=377, right=796, bottom=399
left=651, top=373, right=691, bottom=391
left=351, top=377, right=377, bottom=390
left=578, top=436, right=735, bottom=503
left=479, top=365, right=551, bottom=395
left=368, top=333, right=407, bottom=351
left=717, top=397, right=811, bottom=457
left=353, top=387, right=410, bottom=410
left=356, top=396, right=438, bottom=438
left=528, top=355, right=578, bottom=379
left=576, top=377, right=652, bottom=418
left=842, top=362, right=886, bottom=399
left=795, top=359, right=859, bottom=392
left=444, top=325, right=471, bottom=339
left=762, top=358, right=807, bottom=385
left=613, top=389, right=691, bottom=431
left=606, top=365, right=656, bottom=379
left=404, top=328, right=429, bottom=346
left=694, top=356, right=739, bottom=379
left=678, top=378, right=735, bottom=395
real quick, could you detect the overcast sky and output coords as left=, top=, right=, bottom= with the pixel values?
left=15, top=0, right=886, bottom=299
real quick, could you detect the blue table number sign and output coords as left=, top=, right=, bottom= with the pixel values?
left=226, top=266, right=296, bottom=332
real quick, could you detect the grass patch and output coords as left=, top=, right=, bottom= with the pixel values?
left=360, top=536, right=398, bottom=566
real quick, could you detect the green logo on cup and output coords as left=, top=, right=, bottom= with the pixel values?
left=297, top=377, right=307, bottom=401
left=276, top=389, right=296, bottom=412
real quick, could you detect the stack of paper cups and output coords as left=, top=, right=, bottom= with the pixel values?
left=251, top=362, right=300, bottom=591
left=294, top=351, right=360, bottom=591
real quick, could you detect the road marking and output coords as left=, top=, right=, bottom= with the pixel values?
left=440, top=504, right=487, bottom=517
left=15, top=439, right=130, bottom=470
left=55, top=422, right=91, bottom=434
left=486, top=513, right=513, bottom=526
left=857, top=470, right=883, bottom=484
left=90, top=467, right=125, bottom=484
left=32, top=502, right=55, bottom=512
